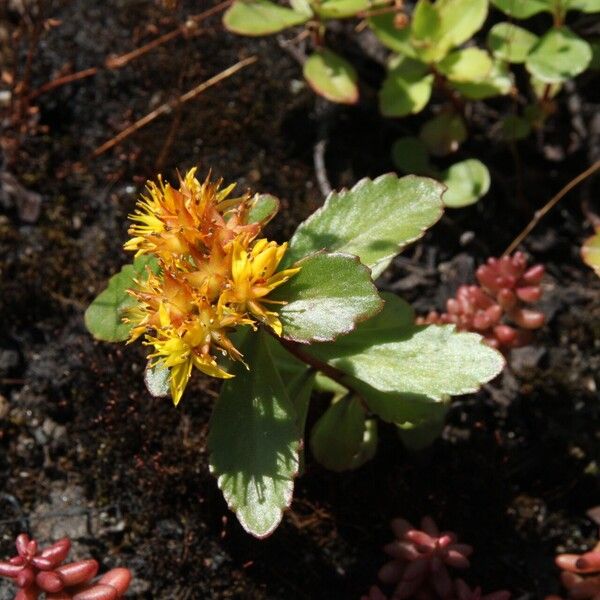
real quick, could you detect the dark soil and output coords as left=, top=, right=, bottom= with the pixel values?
left=0, top=1, right=599, bottom=599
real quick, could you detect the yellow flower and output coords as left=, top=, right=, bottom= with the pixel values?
left=123, top=168, right=300, bottom=405
left=124, top=168, right=260, bottom=263
left=220, top=238, right=301, bottom=336
left=144, top=300, right=250, bottom=405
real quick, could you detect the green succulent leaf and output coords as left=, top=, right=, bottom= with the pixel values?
left=566, top=0, right=600, bottom=12
left=272, top=252, right=383, bottom=343
left=351, top=418, right=378, bottom=468
left=436, top=0, right=489, bottom=49
left=391, top=137, right=434, bottom=175
left=289, top=0, right=314, bottom=15
left=208, top=330, right=300, bottom=538
left=501, top=115, right=532, bottom=140
left=247, top=193, right=280, bottom=225
left=441, top=159, right=491, bottom=208
left=396, top=402, right=449, bottom=450
left=312, top=0, right=369, bottom=18
left=307, top=293, right=505, bottom=400
left=411, top=0, right=446, bottom=62
left=84, top=254, right=159, bottom=342
left=526, top=27, right=592, bottom=83
left=420, top=113, right=467, bottom=157
left=303, top=49, right=359, bottom=104
left=491, top=0, right=549, bottom=18
left=368, top=14, right=417, bottom=57
left=450, top=60, right=513, bottom=99
left=379, top=56, right=434, bottom=117
left=283, top=173, right=444, bottom=278
left=310, top=395, right=368, bottom=471
left=487, top=22, right=539, bottom=63
left=223, top=0, right=309, bottom=35
left=410, top=0, right=488, bottom=62
left=437, top=47, right=493, bottom=82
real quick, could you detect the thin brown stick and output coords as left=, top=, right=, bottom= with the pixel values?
left=106, top=0, right=232, bottom=69
left=277, top=337, right=354, bottom=392
left=91, top=56, right=257, bottom=158
left=105, top=27, right=184, bottom=69
left=503, top=159, right=600, bottom=256
left=28, top=67, right=98, bottom=100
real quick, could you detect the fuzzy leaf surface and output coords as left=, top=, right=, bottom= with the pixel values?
left=84, top=255, right=159, bottom=342
left=272, top=252, right=383, bottom=343
left=283, top=173, right=444, bottom=278
left=303, top=49, right=359, bottom=104
left=307, top=293, right=504, bottom=400
left=223, top=0, right=309, bottom=35
left=208, top=330, right=300, bottom=538
left=144, top=361, right=170, bottom=398
left=526, top=27, right=592, bottom=83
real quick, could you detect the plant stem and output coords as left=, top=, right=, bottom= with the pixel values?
left=503, top=159, right=600, bottom=256
left=276, top=337, right=353, bottom=392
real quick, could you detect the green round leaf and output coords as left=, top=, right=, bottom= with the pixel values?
left=208, top=330, right=301, bottom=538
left=368, top=14, right=417, bottom=57
left=438, top=47, right=493, bottom=82
left=491, top=0, right=550, bottom=18
left=303, top=49, right=359, bottom=104
left=84, top=254, right=159, bottom=342
left=379, top=56, right=434, bottom=117
left=283, top=173, right=444, bottom=278
left=487, top=22, right=539, bottom=63
left=420, top=113, right=467, bottom=157
left=411, top=0, right=489, bottom=62
left=501, top=115, right=531, bottom=141
left=272, top=252, right=384, bottom=343
left=223, top=0, right=309, bottom=35
left=313, top=0, right=369, bottom=18
left=441, top=159, right=490, bottom=208
left=526, top=27, right=592, bottom=83
left=450, top=60, right=513, bottom=98
left=391, top=136, right=433, bottom=175
left=310, top=395, right=367, bottom=471
left=436, top=0, right=489, bottom=49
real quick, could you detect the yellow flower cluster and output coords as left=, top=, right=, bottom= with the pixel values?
left=124, top=168, right=300, bottom=405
